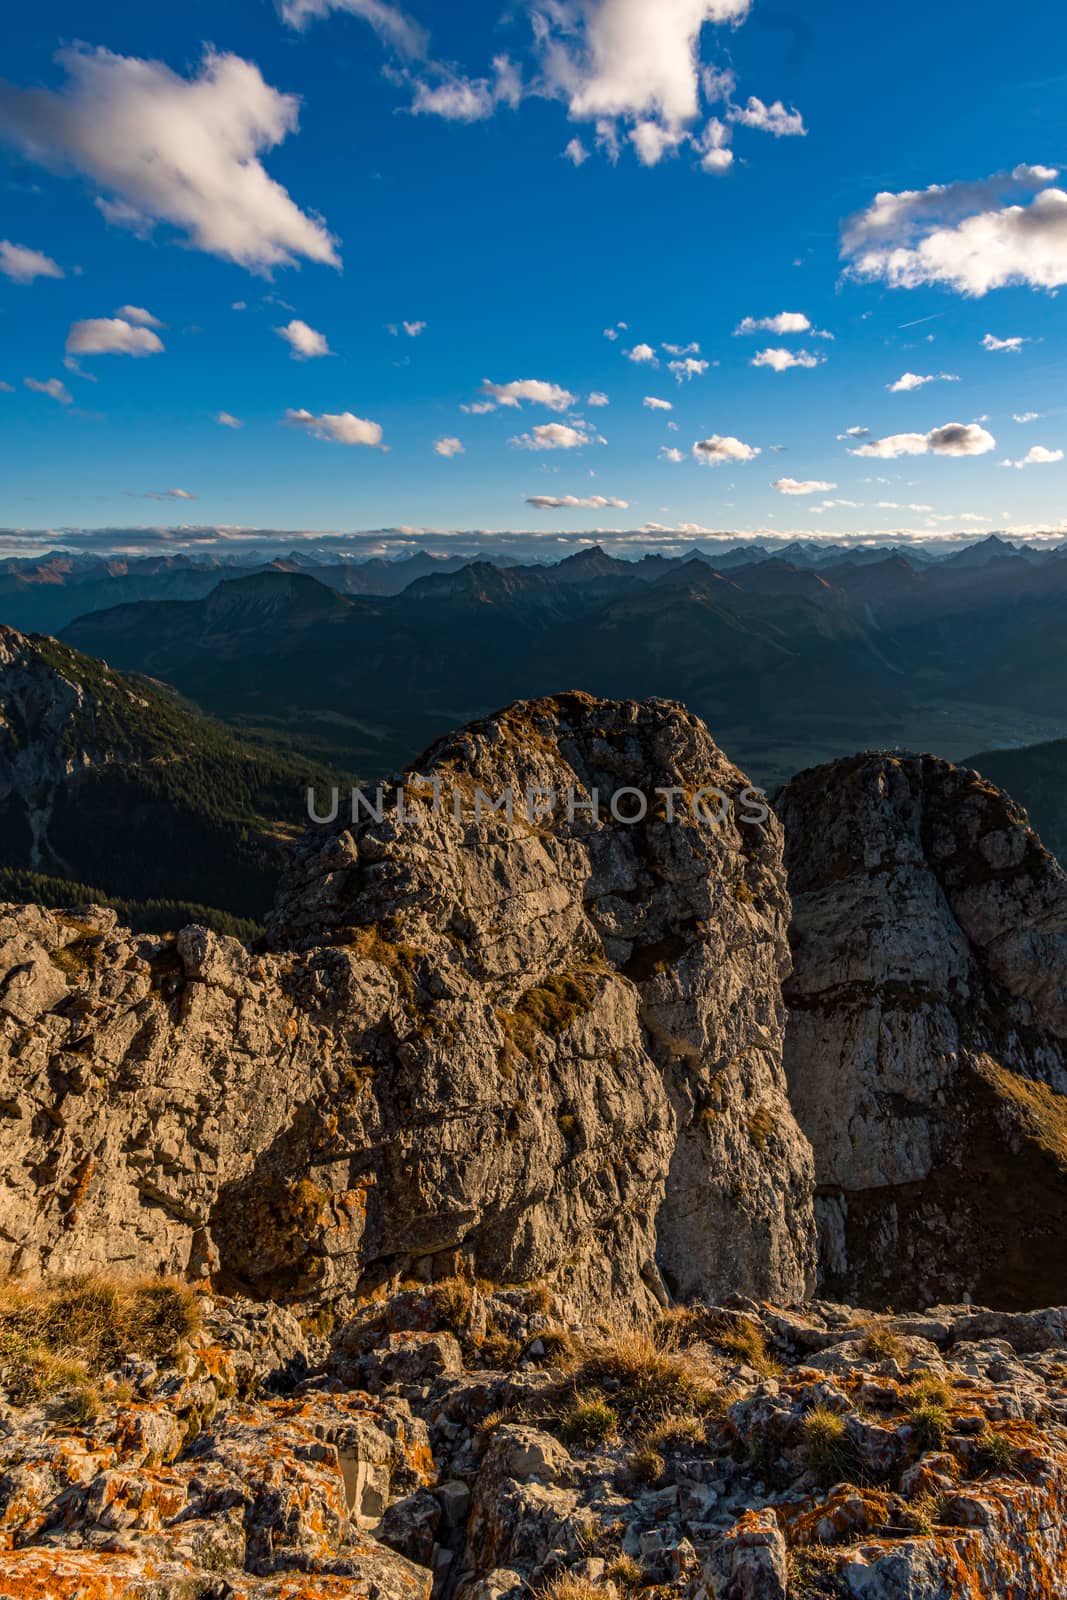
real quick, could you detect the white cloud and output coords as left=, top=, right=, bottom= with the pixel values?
left=772, top=477, right=838, bottom=495
left=888, top=371, right=959, bottom=392
left=527, top=494, right=629, bottom=509
left=563, top=137, right=590, bottom=166
left=461, top=399, right=498, bottom=415
left=481, top=378, right=576, bottom=411
left=142, top=487, right=197, bottom=501
left=284, top=408, right=386, bottom=447
left=693, top=433, right=760, bottom=464
left=1013, top=411, right=1041, bottom=423
left=751, top=347, right=823, bottom=372
left=625, top=343, right=658, bottom=364
left=668, top=357, right=709, bottom=381
left=644, top=395, right=673, bottom=410
left=982, top=333, right=1027, bottom=352
left=663, top=341, right=700, bottom=356
left=1001, top=444, right=1064, bottom=469
left=851, top=422, right=996, bottom=458
left=536, top=0, right=752, bottom=164
left=66, top=317, right=164, bottom=357
left=588, top=391, right=610, bottom=406
left=276, top=318, right=331, bottom=358
left=696, top=117, right=733, bottom=172
left=0, top=241, right=64, bottom=283
left=403, top=320, right=426, bottom=337
left=735, top=311, right=811, bottom=335
left=279, top=0, right=427, bottom=56
left=434, top=435, right=464, bottom=457
left=838, top=426, right=870, bottom=439
left=0, top=46, right=340, bottom=273
left=24, top=376, right=72, bottom=404
left=217, top=411, right=244, bottom=428
left=842, top=164, right=1067, bottom=296
left=728, top=96, right=805, bottom=136
left=116, top=304, right=162, bottom=327
left=0, top=382, right=13, bottom=393
left=629, top=120, right=687, bottom=166
left=510, top=422, right=601, bottom=451
left=603, top=322, right=628, bottom=340
left=659, top=446, right=685, bottom=462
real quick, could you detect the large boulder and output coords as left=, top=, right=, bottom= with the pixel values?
left=0, top=694, right=816, bottom=1317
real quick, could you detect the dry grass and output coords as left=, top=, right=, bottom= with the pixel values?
left=605, top=1555, right=643, bottom=1590
left=704, top=1314, right=781, bottom=1377
left=430, top=1276, right=474, bottom=1332
left=559, top=1396, right=618, bottom=1448
left=0, top=1275, right=200, bottom=1405
left=859, top=1323, right=907, bottom=1363
left=802, top=1405, right=857, bottom=1484
left=571, top=1329, right=717, bottom=1427
left=537, top=1577, right=607, bottom=1600
left=908, top=1402, right=951, bottom=1451
left=905, top=1375, right=952, bottom=1409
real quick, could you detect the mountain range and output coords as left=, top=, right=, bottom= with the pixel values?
left=54, top=538, right=1067, bottom=810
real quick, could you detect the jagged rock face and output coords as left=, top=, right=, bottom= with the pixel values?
left=0, top=693, right=816, bottom=1316
left=779, top=752, right=1067, bottom=1310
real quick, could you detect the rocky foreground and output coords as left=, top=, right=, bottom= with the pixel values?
left=0, top=691, right=1065, bottom=1598
left=1, top=1277, right=1066, bottom=1599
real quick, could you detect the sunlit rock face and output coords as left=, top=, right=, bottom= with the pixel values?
left=0, top=693, right=816, bottom=1319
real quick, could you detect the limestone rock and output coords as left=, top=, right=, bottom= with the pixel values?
left=0, top=694, right=816, bottom=1318
left=779, top=752, right=1067, bottom=1310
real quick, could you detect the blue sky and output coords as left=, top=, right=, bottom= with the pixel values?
left=0, top=0, right=1065, bottom=553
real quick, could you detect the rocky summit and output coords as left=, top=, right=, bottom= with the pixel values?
left=0, top=693, right=1065, bottom=1599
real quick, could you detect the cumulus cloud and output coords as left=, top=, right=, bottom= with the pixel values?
left=276, top=318, right=331, bottom=358
left=1001, top=444, right=1064, bottom=468
left=659, top=446, right=684, bottom=462
left=728, top=96, right=805, bottom=136
left=584, top=392, right=609, bottom=408
left=838, top=426, right=870, bottom=439
left=510, top=422, right=601, bottom=451
left=841, top=164, right=1067, bottom=296
left=888, top=371, right=959, bottom=392
left=850, top=422, right=996, bottom=458
left=284, top=408, right=385, bottom=446
left=1013, top=411, right=1041, bottom=423
left=693, top=433, right=760, bottom=464
left=481, top=377, right=576, bottom=411
left=0, top=46, right=340, bottom=273
left=663, top=341, right=700, bottom=356
left=0, top=382, right=13, bottom=393
left=772, top=477, right=838, bottom=495
left=117, top=304, right=162, bottom=327
left=696, top=116, right=733, bottom=172
left=24, top=376, right=72, bottom=404
left=735, top=311, right=811, bottom=335
left=217, top=411, right=244, bottom=428
left=668, top=357, right=709, bottom=381
left=625, top=343, right=658, bottom=364
left=66, top=317, right=164, bottom=356
left=563, top=137, right=590, bottom=165
left=433, top=435, right=464, bottom=457
left=0, top=241, right=63, bottom=283
left=982, top=333, right=1027, bottom=351
left=751, top=347, right=822, bottom=372
left=460, top=399, right=498, bottom=415
left=644, top=395, right=673, bottom=410
left=536, top=0, right=752, bottom=154
left=527, top=494, right=629, bottom=509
